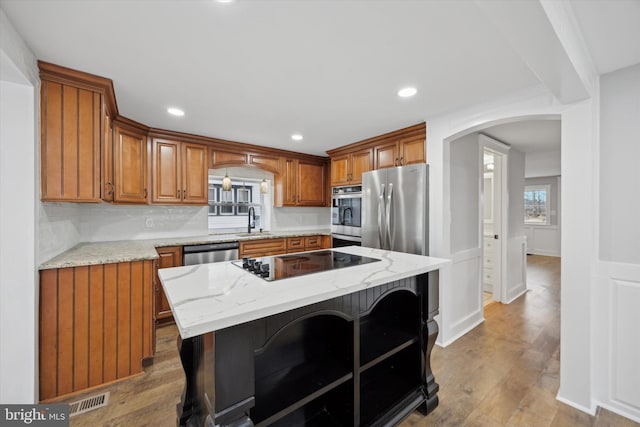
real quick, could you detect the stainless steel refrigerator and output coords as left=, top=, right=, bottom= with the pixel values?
left=362, top=163, right=428, bottom=255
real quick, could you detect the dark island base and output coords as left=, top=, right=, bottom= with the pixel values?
left=177, top=272, right=439, bottom=427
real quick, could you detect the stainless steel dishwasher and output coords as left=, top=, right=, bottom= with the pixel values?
left=183, top=242, right=240, bottom=265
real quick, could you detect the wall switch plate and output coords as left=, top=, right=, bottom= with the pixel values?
left=145, top=217, right=154, bottom=228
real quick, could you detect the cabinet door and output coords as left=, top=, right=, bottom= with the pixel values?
left=330, top=155, right=350, bottom=187
left=41, top=81, right=101, bottom=202
left=182, top=143, right=208, bottom=204
left=281, top=158, right=298, bottom=206
left=114, top=126, right=148, bottom=203
left=297, top=160, right=326, bottom=206
left=374, top=141, right=398, bottom=170
left=350, top=149, right=373, bottom=184
left=155, top=246, right=182, bottom=324
left=399, top=137, right=425, bottom=165
left=152, top=139, right=181, bottom=204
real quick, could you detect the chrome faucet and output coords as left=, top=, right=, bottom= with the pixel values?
left=248, top=206, right=256, bottom=233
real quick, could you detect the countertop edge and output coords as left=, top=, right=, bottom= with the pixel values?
left=38, top=230, right=332, bottom=270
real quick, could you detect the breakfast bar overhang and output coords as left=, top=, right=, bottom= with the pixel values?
left=158, top=246, right=450, bottom=427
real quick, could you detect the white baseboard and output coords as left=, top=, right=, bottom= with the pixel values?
left=555, top=394, right=597, bottom=416
left=595, top=400, right=640, bottom=424
left=527, top=249, right=560, bottom=257
left=505, top=282, right=527, bottom=303
left=438, top=315, right=485, bottom=348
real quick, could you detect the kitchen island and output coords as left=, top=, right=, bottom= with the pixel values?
left=158, top=246, right=449, bottom=427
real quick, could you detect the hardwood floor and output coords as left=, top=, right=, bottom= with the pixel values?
left=63, top=255, right=638, bottom=426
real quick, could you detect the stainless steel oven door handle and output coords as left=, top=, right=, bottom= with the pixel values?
left=386, top=183, right=393, bottom=250
left=378, top=184, right=385, bottom=249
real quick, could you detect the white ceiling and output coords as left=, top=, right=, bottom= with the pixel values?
left=481, top=120, right=561, bottom=153
left=1, top=0, right=638, bottom=156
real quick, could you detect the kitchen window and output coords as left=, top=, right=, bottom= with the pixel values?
left=524, top=185, right=550, bottom=225
left=208, top=177, right=270, bottom=231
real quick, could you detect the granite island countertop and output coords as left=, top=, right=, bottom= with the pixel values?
left=158, top=246, right=450, bottom=339
left=38, top=229, right=331, bottom=270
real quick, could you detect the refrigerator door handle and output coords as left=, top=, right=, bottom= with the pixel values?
left=386, top=183, right=393, bottom=250
left=378, top=184, right=385, bottom=248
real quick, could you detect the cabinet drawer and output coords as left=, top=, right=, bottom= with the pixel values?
left=240, top=239, right=286, bottom=257
left=483, top=239, right=494, bottom=250
left=287, top=237, right=305, bottom=251
left=305, top=235, right=322, bottom=249
left=483, top=269, right=494, bottom=284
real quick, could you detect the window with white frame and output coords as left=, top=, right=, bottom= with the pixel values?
left=524, top=185, right=550, bottom=225
left=207, top=177, right=270, bottom=231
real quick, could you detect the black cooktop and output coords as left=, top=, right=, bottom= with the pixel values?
left=232, top=250, right=381, bottom=282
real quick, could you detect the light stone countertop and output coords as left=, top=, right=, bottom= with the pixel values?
left=158, top=246, right=450, bottom=339
left=38, top=229, right=331, bottom=270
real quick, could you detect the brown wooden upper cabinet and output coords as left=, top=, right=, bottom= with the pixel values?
left=152, top=139, right=208, bottom=205
left=40, top=79, right=102, bottom=202
left=111, top=124, right=149, bottom=203
left=374, top=136, right=425, bottom=169
left=276, top=158, right=327, bottom=207
left=210, top=148, right=281, bottom=175
left=330, top=148, right=372, bottom=186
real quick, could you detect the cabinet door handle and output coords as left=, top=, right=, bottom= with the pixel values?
left=183, top=190, right=186, bottom=199
left=144, top=188, right=148, bottom=198
left=400, top=156, right=404, bottom=165
left=177, top=190, right=181, bottom=199
left=107, top=181, right=114, bottom=195
left=394, top=158, right=398, bottom=167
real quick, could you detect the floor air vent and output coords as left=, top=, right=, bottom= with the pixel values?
left=69, top=392, right=110, bottom=417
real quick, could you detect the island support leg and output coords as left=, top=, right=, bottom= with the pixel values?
left=418, top=271, right=440, bottom=415
left=177, top=335, right=204, bottom=427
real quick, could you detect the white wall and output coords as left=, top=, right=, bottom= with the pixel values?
left=450, top=133, right=480, bottom=253
left=525, top=150, right=561, bottom=178
left=0, top=8, right=38, bottom=404
left=591, top=63, right=640, bottom=422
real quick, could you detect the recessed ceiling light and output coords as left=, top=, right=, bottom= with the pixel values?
left=291, top=134, right=303, bottom=141
left=398, top=87, right=417, bottom=98
left=167, top=108, right=185, bottom=116
left=216, top=0, right=234, bottom=3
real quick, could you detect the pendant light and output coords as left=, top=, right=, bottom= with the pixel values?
left=222, top=169, right=232, bottom=191
left=260, top=176, right=269, bottom=194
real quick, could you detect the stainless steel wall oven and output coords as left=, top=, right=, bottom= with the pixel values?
left=331, top=185, right=362, bottom=246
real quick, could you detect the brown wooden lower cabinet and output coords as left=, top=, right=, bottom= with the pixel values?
left=240, top=235, right=330, bottom=258
left=155, top=246, right=183, bottom=325
left=39, top=260, right=154, bottom=401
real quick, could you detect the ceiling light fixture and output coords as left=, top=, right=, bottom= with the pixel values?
left=260, top=177, right=269, bottom=194
left=291, top=134, right=303, bottom=141
left=216, top=0, right=235, bottom=3
left=167, top=107, right=185, bottom=116
left=397, top=87, right=417, bottom=98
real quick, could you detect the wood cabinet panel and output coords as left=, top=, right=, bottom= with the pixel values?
left=399, top=136, right=425, bottom=165
left=239, top=239, right=287, bottom=258
left=39, top=260, right=154, bottom=400
left=374, top=141, right=399, bottom=170
left=287, top=237, right=305, bottom=252
left=297, top=161, right=326, bottom=206
left=152, top=139, right=181, bottom=204
left=211, top=149, right=248, bottom=168
left=155, top=246, right=183, bottom=324
left=40, top=80, right=101, bottom=202
left=249, top=154, right=281, bottom=174
left=330, top=149, right=372, bottom=186
left=152, top=139, right=207, bottom=205
left=182, top=143, right=208, bottom=204
left=114, top=126, right=148, bottom=203
left=102, top=107, right=114, bottom=202
left=304, top=236, right=322, bottom=250
left=330, top=155, right=350, bottom=187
